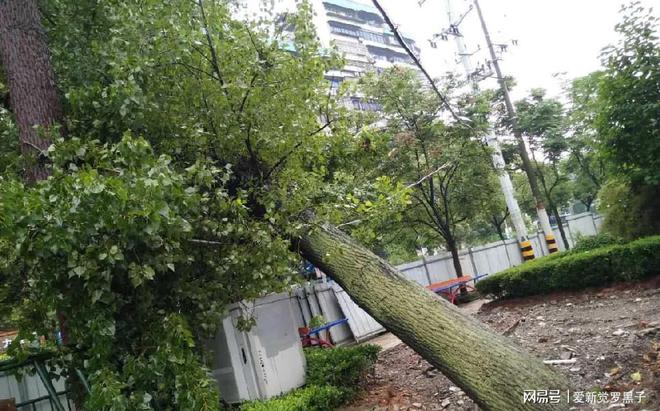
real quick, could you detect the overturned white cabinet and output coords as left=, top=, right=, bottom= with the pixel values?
left=208, top=292, right=306, bottom=403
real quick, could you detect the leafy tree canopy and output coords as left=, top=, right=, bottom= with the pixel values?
left=596, top=1, right=660, bottom=187
left=0, top=0, right=371, bottom=407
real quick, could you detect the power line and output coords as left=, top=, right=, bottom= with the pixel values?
left=370, top=0, right=465, bottom=125
left=473, top=0, right=558, bottom=254
left=443, top=0, right=534, bottom=261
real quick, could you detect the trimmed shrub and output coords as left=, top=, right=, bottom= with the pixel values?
left=239, top=344, right=381, bottom=410
left=476, top=235, right=660, bottom=299
left=239, top=385, right=344, bottom=411
left=305, top=344, right=381, bottom=396
left=571, top=232, right=623, bottom=253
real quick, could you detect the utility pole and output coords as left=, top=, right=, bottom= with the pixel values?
left=443, top=0, right=535, bottom=261
left=472, top=0, right=559, bottom=254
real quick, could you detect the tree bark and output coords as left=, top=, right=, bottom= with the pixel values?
left=550, top=204, right=570, bottom=250
left=534, top=161, right=571, bottom=251
left=298, top=214, right=570, bottom=411
left=490, top=212, right=508, bottom=242
left=447, top=239, right=464, bottom=278
left=0, top=0, right=63, bottom=182
left=0, top=3, right=80, bottom=401
left=494, top=222, right=506, bottom=241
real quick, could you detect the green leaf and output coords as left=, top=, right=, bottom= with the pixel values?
left=143, top=266, right=155, bottom=281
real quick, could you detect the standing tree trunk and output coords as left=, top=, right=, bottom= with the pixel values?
left=447, top=238, right=464, bottom=278
left=535, top=162, right=570, bottom=251
left=493, top=219, right=506, bottom=241
left=298, top=214, right=570, bottom=411
left=549, top=203, right=570, bottom=250
left=0, top=0, right=63, bottom=182
left=0, top=4, right=80, bottom=401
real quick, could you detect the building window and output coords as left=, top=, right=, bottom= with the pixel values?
left=350, top=97, right=382, bottom=111
left=327, top=77, right=343, bottom=89
left=329, top=21, right=360, bottom=37
left=359, top=30, right=385, bottom=44
left=367, top=46, right=413, bottom=64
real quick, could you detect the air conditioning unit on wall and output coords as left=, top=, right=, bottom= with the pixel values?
left=206, top=292, right=306, bottom=404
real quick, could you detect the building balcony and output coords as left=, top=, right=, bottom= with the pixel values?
left=326, top=12, right=385, bottom=32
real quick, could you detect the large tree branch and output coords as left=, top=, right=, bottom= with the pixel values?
left=263, top=120, right=333, bottom=182
left=196, top=0, right=228, bottom=97
left=297, top=213, right=571, bottom=410
left=243, top=123, right=263, bottom=180
left=405, top=163, right=451, bottom=190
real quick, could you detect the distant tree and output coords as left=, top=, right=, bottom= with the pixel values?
left=564, top=72, right=605, bottom=200
left=515, top=89, right=571, bottom=249
left=359, top=68, right=498, bottom=277
left=595, top=2, right=660, bottom=238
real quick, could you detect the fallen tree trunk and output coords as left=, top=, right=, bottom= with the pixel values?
left=297, top=214, right=570, bottom=411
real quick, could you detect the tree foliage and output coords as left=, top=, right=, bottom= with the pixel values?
left=359, top=67, right=499, bottom=273
left=593, top=2, right=660, bottom=238
left=0, top=135, right=297, bottom=408
left=0, top=0, right=352, bottom=407
left=564, top=71, right=605, bottom=206
left=596, top=1, right=660, bottom=187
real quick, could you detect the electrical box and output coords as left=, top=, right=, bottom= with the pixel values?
left=208, top=292, right=306, bottom=403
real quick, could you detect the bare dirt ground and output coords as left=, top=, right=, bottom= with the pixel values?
left=341, top=277, right=660, bottom=411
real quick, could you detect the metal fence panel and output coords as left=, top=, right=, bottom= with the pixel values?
left=552, top=227, right=571, bottom=250
left=290, top=288, right=311, bottom=329
left=424, top=255, right=456, bottom=283
left=459, top=252, right=475, bottom=277
left=331, top=284, right=385, bottom=342
left=593, top=215, right=603, bottom=231
left=505, top=239, right=524, bottom=267
left=567, top=213, right=599, bottom=240
left=312, top=283, right=354, bottom=345
left=0, top=371, right=71, bottom=411
left=471, top=241, right=512, bottom=275
left=393, top=213, right=602, bottom=283
left=395, top=262, right=430, bottom=286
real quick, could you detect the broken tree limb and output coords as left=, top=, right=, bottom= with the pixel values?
left=297, top=213, right=570, bottom=411
left=543, top=359, right=578, bottom=365
left=503, top=317, right=523, bottom=336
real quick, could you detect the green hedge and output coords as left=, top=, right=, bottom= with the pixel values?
left=305, top=344, right=380, bottom=395
left=239, top=345, right=381, bottom=411
left=239, top=385, right=345, bottom=411
left=571, top=232, right=623, bottom=252
left=476, top=235, right=660, bottom=299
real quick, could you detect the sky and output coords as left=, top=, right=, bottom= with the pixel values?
left=243, top=0, right=656, bottom=101
left=373, top=0, right=657, bottom=100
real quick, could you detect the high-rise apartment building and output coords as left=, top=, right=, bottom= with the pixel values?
left=308, top=0, right=422, bottom=110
